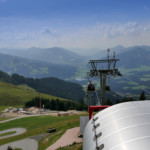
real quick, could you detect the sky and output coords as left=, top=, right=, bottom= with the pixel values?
left=0, top=0, right=150, bottom=50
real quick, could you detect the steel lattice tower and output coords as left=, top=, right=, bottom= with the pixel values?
left=88, top=49, right=122, bottom=105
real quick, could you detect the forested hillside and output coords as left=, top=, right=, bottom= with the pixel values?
left=0, top=71, right=85, bottom=101
left=0, top=81, right=69, bottom=106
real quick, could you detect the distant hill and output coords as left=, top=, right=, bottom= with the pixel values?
left=0, top=53, right=76, bottom=79
left=0, top=71, right=85, bottom=101
left=117, top=47, right=150, bottom=68
left=0, top=81, right=69, bottom=106
left=0, top=47, right=86, bottom=66
left=110, top=47, right=150, bottom=99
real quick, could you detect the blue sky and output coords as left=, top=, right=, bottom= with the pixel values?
left=0, top=0, right=150, bottom=50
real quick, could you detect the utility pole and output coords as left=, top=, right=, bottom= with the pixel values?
left=39, top=93, right=41, bottom=109
left=88, top=49, right=122, bottom=105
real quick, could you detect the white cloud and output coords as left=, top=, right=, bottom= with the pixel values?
left=144, top=6, right=149, bottom=11
left=0, top=0, right=7, bottom=2
left=55, top=22, right=150, bottom=49
left=40, top=27, right=60, bottom=37
left=0, top=21, right=150, bottom=49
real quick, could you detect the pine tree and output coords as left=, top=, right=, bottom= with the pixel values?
left=139, top=91, right=146, bottom=100
left=105, top=98, right=112, bottom=105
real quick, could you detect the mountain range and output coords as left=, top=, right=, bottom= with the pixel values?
left=0, top=45, right=150, bottom=99
left=117, top=47, right=150, bottom=68
left=0, top=47, right=86, bottom=66
left=0, top=53, right=77, bottom=79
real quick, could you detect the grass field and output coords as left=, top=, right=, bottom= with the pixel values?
left=0, top=117, right=12, bottom=121
left=74, top=65, right=87, bottom=79
left=0, top=114, right=84, bottom=150
left=120, top=66, right=150, bottom=75
left=57, top=143, right=82, bottom=150
left=0, top=131, right=16, bottom=137
left=0, top=81, right=71, bottom=106
left=140, top=78, right=150, bottom=81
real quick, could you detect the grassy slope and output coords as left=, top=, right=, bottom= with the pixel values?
left=0, top=131, right=16, bottom=137
left=0, top=81, right=70, bottom=106
left=0, top=115, right=82, bottom=150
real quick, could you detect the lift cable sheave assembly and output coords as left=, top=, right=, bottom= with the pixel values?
left=87, top=49, right=122, bottom=105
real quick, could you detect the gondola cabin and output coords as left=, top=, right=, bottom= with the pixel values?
left=87, top=82, right=95, bottom=93
left=105, top=85, right=110, bottom=91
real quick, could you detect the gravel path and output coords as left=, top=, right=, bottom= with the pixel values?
left=0, top=138, right=38, bottom=150
left=0, top=128, right=26, bottom=139
left=0, top=111, right=72, bottom=124
left=46, top=127, right=82, bottom=150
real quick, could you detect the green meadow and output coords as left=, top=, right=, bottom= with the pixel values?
left=120, top=65, right=150, bottom=75
left=57, top=143, right=82, bottom=150
left=0, top=131, right=16, bottom=137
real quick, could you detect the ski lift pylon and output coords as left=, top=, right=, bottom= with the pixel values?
left=105, top=75, right=110, bottom=91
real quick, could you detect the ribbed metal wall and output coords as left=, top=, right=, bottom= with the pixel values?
left=83, top=101, right=150, bottom=150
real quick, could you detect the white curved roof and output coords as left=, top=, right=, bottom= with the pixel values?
left=83, top=100, right=150, bottom=150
